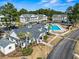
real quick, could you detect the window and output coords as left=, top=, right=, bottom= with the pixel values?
left=22, top=43, right=24, bottom=46
left=39, top=37, right=42, bottom=39
left=9, top=46, right=11, bottom=49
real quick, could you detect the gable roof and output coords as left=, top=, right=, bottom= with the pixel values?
left=13, top=23, right=47, bottom=40
left=0, top=38, right=14, bottom=48
left=20, top=14, right=47, bottom=18
left=20, top=14, right=37, bottom=18
left=53, top=14, right=67, bottom=17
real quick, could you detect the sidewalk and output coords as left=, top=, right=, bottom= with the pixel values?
left=40, top=40, right=53, bottom=48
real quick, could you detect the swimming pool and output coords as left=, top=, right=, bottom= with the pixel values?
left=50, top=24, right=61, bottom=31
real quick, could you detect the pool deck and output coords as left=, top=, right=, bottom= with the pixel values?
left=49, top=23, right=66, bottom=33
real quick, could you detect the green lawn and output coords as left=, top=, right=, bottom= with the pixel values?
left=74, top=40, right=79, bottom=55
left=50, top=37, right=62, bottom=46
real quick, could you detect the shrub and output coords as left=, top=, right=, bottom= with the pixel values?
left=46, top=32, right=51, bottom=35
left=18, top=32, right=26, bottom=40
left=43, top=35, right=48, bottom=41
left=22, top=47, right=33, bottom=56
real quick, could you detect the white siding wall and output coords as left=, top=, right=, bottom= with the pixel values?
left=0, top=46, right=4, bottom=54
left=20, top=14, right=47, bottom=23
left=41, top=16, right=47, bottom=21
left=20, top=17, right=26, bottom=23
left=52, top=15, right=67, bottom=21
left=44, top=16, right=47, bottom=20
left=4, top=44, right=15, bottom=55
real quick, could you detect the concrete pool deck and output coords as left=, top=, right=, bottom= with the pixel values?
left=49, top=24, right=66, bottom=33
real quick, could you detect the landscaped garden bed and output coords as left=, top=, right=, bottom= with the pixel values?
left=43, top=34, right=56, bottom=43
left=21, top=47, right=33, bottom=56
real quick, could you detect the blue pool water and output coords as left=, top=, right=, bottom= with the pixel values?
left=50, top=25, right=61, bottom=31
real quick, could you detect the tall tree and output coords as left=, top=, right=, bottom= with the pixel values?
left=66, top=3, right=79, bottom=25
left=0, top=2, right=19, bottom=30
left=0, top=2, right=18, bottom=21
left=73, top=3, right=79, bottom=22
left=66, top=6, right=73, bottom=21
left=19, top=8, right=28, bottom=15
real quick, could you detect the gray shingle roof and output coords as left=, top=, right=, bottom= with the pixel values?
left=20, top=14, right=37, bottom=18
left=20, top=14, right=47, bottom=20
left=0, top=38, right=14, bottom=48
left=9, top=36, right=29, bottom=46
left=53, top=14, right=67, bottom=17
left=13, top=23, right=47, bottom=40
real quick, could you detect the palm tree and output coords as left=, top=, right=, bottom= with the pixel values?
left=18, top=32, right=27, bottom=40
left=18, top=32, right=32, bottom=41
left=66, top=3, right=79, bottom=26
left=47, top=24, right=52, bottom=33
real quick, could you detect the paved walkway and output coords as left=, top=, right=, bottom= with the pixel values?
left=40, top=40, right=53, bottom=48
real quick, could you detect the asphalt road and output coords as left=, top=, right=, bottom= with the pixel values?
left=47, top=29, right=79, bottom=59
